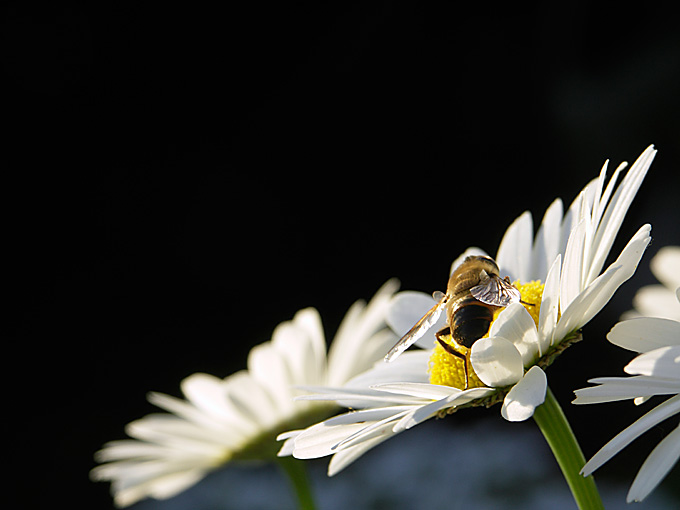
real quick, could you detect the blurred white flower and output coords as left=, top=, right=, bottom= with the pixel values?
left=623, top=245, right=680, bottom=320
left=91, top=280, right=398, bottom=507
left=281, top=145, right=656, bottom=475
left=574, top=285, right=680, bottom=502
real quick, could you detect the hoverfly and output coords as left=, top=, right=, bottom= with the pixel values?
left=385, top=255, right=525, bottom=389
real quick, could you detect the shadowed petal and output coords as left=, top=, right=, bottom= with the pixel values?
left=627, top=423, right=680, bottom=502
left=581, top=395, right=680, bottom=476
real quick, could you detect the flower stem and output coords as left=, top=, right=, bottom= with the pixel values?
left=277, top=456, right=317, bottom=510
left=533, top=386, right=604, bottom=510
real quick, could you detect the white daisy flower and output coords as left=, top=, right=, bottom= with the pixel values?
left=281, top=146, right=656, bottom=475
left=623, top=245, right=680, bottom=320
left=91, top=280, right=399, bottom=507
left=573, top=285, right=680, bottom=502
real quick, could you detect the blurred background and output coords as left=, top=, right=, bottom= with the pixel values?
left=6, top=3, right=679, bottom=509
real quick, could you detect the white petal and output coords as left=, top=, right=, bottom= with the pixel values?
left=532, top=199, right=563, bottom=283
left=560, top=189, right=583, bottom=259
left=560, top=218, right=587, bottom=312
left=292, top=407, right=408, bottom=459
left=581, top=394, right=680, bottom=476
left=327, top=279, right=399, bottom=385
left=225, top=372, right=280, bottom=429
left=276, top=431, right=301, bottom=457
left=496, top=211, right=533, bottom=283
left=333, top=409, right=413, bottom=451
left=488, top=303, right=540, bottom=366
left=369, top=382, right=460, bottom=400
left=554, top=266, right=619, bottom=343
left=180, top=373, right=232, bottom=422
left=501, top=366, right=547, bottom=422
left=627, top=423, right=680, bottom=502
left=247, top=342, right=295, bottom=415
left=272, top=309, right=326, bottom=388
left=538, top=254, right=561, bottom=350
left=109, top=468, right=208, bottom=507
left=625, top=345, right=680, bottom=379
left=651, top=246, right=680, bottom=290
left=608, top=317, right=680, bottom=352
left=632, top=285, right=680, bottom=321
left=555, top=224, right=652, bottom=342
left=294, top=385, right=426, bottom=406
left=148, top=390, right=251, bottom=438
left=586, top=145, right=656, bottom=284
left=394, top=387, right=494, bottom=432
left=470, top=337, right=523, bottom=388
left=345, top=350, right=432, bottom=389
left=589, top=159, right=612, bottom=236
left=573, top=376, right=680, bottom=404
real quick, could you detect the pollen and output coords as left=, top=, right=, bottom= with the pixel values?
left=428, top=335, right=485, bottom=389
left=428, top=280, right=544, bottom=389
left=516, top=280, right=543, bottom=326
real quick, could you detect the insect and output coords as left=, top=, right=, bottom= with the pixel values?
left=384, top=255, right=524, bottom=389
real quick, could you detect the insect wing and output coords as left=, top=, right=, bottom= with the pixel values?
left=469, top=275, right=520, bottom=307
left=384, top=299, right=446, bottom=362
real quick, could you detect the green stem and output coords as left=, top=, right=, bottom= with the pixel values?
left=277, top=456, right=317, bottom=510
left=533, top=386, right=604, bottom=510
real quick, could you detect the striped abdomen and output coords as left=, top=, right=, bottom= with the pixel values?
left=449, top=297, right=496, bottom=348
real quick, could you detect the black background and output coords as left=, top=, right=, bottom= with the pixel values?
left=6, top=3, right=680, bottom=508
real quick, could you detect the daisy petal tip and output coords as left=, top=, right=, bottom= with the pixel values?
left=500, top=367, right=547, bottom=422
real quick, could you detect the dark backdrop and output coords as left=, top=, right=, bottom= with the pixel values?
left=6, top=3, right=679, bottom=508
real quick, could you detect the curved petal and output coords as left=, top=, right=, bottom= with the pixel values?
left=501, top=366, right=547, bottom=422
left=470, top=336, right=523, bottom=388
left=587, top=145, right=656, bottom=285
left=488, top=303, right=540, bottom=366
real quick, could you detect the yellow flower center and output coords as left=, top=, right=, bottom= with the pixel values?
left=428, top=281, right=544, bottom=389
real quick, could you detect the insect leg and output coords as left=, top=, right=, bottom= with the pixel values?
left=435, top=329, right=470, bottom=390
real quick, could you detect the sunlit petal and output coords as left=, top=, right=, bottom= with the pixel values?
left=470, top=336, right=523, bottom=388
left=501, top=366, right=547, bottom=422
